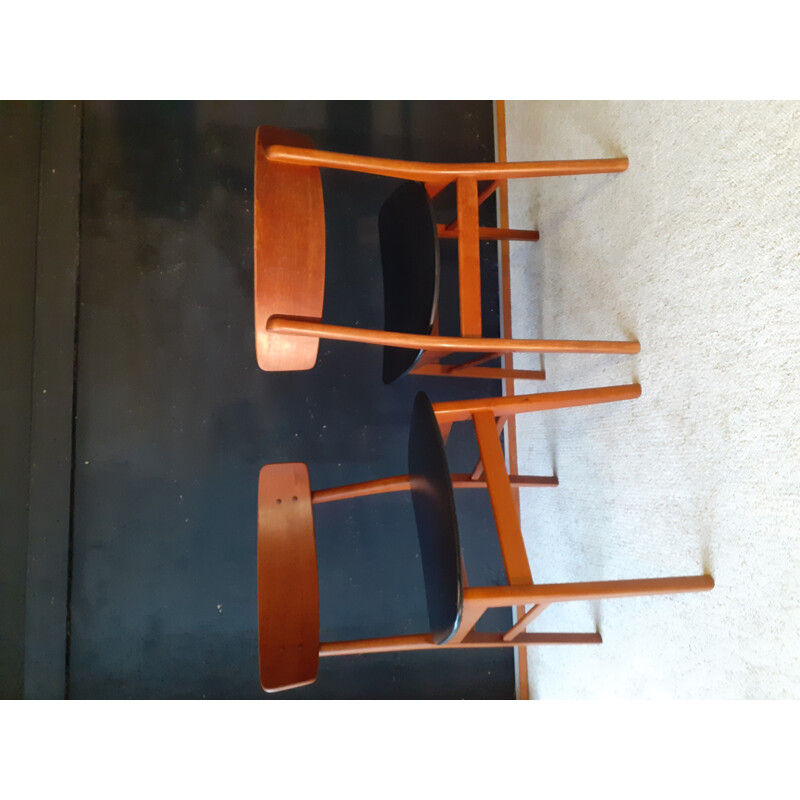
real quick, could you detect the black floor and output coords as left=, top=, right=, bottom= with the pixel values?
left=3, top=101, right=516, bottom=699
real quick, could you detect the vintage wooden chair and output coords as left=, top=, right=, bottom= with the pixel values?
left=257, top=384, right=714, bottom=692
left=254, top=125, right=639, bottom=384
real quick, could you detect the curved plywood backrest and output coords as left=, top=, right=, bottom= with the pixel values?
left=407, top=392, right=463, bottom=643
left=379, top=181, right=440, bottom=384
left=257, top=462, right=320, bottom=692
left=254, top=126, right=326, bottom=372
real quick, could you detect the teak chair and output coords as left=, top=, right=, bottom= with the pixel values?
left=254, top=125, right=639, bottom=384
left=257, top=384, right=714, bottom=692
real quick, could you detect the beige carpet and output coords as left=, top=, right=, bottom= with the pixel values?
left=502, top=100, right=800, bottom=699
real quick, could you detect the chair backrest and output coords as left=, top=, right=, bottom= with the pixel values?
left=258, top=393, right=463, bottom=692
left=257, top=462, right=320, bottom=692
left=379, top=182, right=440, bottom=384
left=408, top=391, right=463, bottom=644
left=254, top=126, right=326, bottom=372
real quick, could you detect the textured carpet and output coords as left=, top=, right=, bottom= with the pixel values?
left=504, top=100, right=800, bottom=699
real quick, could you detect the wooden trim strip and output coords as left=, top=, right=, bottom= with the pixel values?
left=0, top=100, right=43, bottom=699
left=24, top=101, right=82, bottom=699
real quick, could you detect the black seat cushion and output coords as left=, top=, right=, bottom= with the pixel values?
left=408, top=391, right=463, bottom=644
left=379, top=181, right=440, bottom=384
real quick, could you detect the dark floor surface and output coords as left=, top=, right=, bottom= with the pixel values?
left=5, top=101, right=517, bottom=699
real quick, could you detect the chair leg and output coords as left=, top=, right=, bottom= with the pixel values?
left=467, top=575, right=715, bottom=607
left=266, top=317, right=640, bottom=357
left=433, top=384, right=641, bottom=424
left=265, top=144, right=629, bottom=181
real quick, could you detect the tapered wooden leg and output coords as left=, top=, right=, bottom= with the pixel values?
left=467, top=575, right=715, bottom=607
left=433, top=384, right=642, bottom=424
left=266, top=317, right=640, bottom=356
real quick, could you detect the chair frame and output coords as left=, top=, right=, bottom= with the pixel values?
left=255, top=128, right=639, bottom=381
left=258, top=384, right=714, bottom=691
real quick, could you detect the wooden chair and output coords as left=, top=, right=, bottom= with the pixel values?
left=254, top=125, right=639, bottom=384
left=257, top=384, right=714, bottom=692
